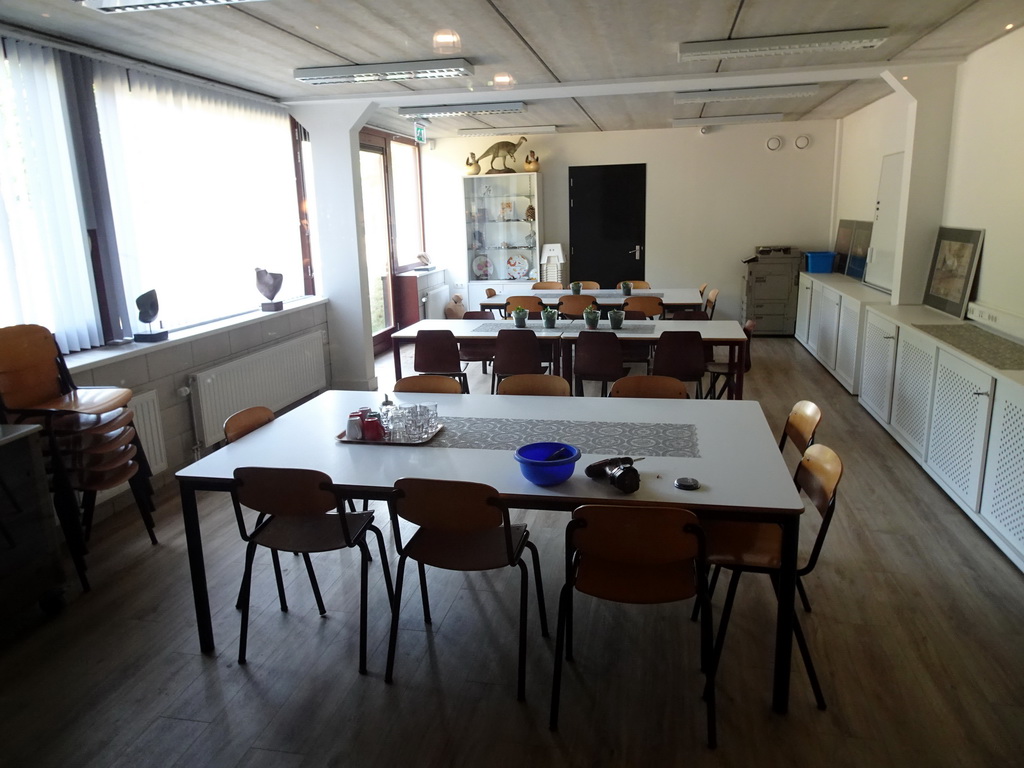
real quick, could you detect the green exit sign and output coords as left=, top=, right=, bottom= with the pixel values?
left=414, top=122, right=427, bottom=144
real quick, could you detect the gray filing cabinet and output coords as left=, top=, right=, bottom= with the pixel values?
left=740, top=246, right=801, bottom=335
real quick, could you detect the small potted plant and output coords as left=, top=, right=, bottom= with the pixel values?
left=541, top=305, right=558, bottom=329
left=583, top=303, right=600, bottom=329
left=570, top=281, right=582, bottom=295
left=512, top=305, right=529, bottom=328
left=608, top=307, right=625, bottom=330
left=620, top=281, right=633, bottom=296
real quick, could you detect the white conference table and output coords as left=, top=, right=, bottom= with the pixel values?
left=481, top=287, right=704, bottom=314
left=176, top=389, right=803, bottom=713
left=392, top=317, right=749, bottom=398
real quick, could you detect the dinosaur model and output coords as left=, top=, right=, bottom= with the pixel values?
left=477, top=137, right=527, bottom=172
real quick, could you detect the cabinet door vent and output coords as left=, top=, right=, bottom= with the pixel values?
left=859, top=320, right=895, bottom=421
left=891, top=339, right=935, bottom=455
left=927, top=356, right=990, bottom=508
left=982, top=397, right=1024, bottom=547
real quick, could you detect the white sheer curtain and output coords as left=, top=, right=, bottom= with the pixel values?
left=91, top=65, right=302, bottom=333
left=0, top=39, right=102, bottom=353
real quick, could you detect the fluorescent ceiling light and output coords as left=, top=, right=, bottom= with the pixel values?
left=677, top=28, right=890, bottom=61
left=80, top=0, right=267, bottom=11
left=674, top=84, right=819, bottom=104
left=458, top=125, right=557, bottom=137
left=672, top=113, right=784, bottom=128
left=294, top=58, right=473, bottom=85
left=399, top=102, right=526, bottom=119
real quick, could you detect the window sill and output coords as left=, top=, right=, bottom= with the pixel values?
left=66, top=297, right=328, bottom=375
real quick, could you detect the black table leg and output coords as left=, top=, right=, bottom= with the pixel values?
left=772, top=516, right=798, bottom=713
left=180, top=479, right=214, bottom=653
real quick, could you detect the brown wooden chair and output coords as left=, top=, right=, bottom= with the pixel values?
left=458, top=310, right=496, bottom=374
left=699, top=444, right=843, bottom=711
left=231, top=466, right=393, bottom=671
left=621, top=296, right=664, bottom=319
left=671, top=309, right=710, bottom=321
left=497, top=373, right=571, bottom=397
left=413, top=329, right=469, bottom=393
left=698, top=282, right=708, bottom=297
left=504, top=295, right=547, bottom=318
left=385, top=478, right=549, bottom=700
left=706, top=320, right=754, bottom=399
left=224, top=406, right=274, bottom=443
left=619, top=309, right=653, bottom=372
left=573, top=331, right=627, bottom=397
left=575, top=281, right=601, bottom=290
left=652, top=330, right=707, bottom=398
left=0, top=323, right=156, bottom=590
left=492, top=329, right=549, bottom=394
left=532, top=281, right=563, bottom=289
left=394, top=375, right=464, bottom=394
left=617, top=280, right=652, bottom=289
left=779, top=400, right=822, bottom=456
left=549, top=504, right=716, bottom=747
left=556, top=294, right=599, bottom=319
left=609, top=375, right=689, bottom=399
left=704, top=288, right=719, bottom=320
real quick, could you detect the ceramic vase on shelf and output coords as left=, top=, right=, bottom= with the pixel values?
left=512, top=308, right=529, bottom=328
left=583, top=306, right=600, bottom=329
left=542, top=307, right=558, bottom=329
left=608, top=308, right=625, bottom=330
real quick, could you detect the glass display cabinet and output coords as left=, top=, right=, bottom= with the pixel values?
left=464, top=172, right=541, bottom=287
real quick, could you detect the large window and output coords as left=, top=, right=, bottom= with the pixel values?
left=0, top=36, right=308, bottom=351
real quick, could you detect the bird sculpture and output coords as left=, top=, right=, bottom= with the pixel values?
left=478, top=136, right=527, bottom=173
left=136, top=289, right=160, bottom=324
left=256, top=267, right=284, bottom=311
left=465, top=152, right=481, bottom=175
left=524, top=150, right=539, bottom=172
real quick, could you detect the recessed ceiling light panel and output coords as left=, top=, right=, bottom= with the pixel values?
left=674, top=84, right=819, bottom=104
left=457, top=125, right=557, bottom=137
left=672, top=113, right=784, bottom=128
left=399, top=102, right=526, bottom=119
left=677, top=28, right=890, bottom=62
left=294, top=58, right=474, bottom=85
left=80, top=0, right=268, bottom=12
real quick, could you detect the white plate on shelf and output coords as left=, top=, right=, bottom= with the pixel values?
left=506, top=253, right=529, bottom=279
left=472, top=255, right=493, bottom=278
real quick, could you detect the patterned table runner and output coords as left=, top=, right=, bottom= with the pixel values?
left=426, top=416, right=699, bottom=457
left=472, top=321, right=656, bottom=334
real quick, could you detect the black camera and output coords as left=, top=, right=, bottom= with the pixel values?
left=585, top=456, right=641, bottom=494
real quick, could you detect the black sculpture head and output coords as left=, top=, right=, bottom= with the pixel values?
left=136, top=289, right=159, bottom=324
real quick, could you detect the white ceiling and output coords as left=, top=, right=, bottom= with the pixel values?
left=1, top=0, right=1020, bottom=138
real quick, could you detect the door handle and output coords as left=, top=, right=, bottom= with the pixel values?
left=629, top=245, right=642, bottom=260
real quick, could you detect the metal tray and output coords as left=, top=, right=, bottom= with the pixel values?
left=336, top=424, right=444, bottom=445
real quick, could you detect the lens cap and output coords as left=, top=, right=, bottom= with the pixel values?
left=674, top=477, right=700, bottom=491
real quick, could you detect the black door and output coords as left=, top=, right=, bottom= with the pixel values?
left=568, top=164, right=646, bottom=289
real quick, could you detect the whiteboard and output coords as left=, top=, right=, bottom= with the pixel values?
left=864, top=152, right=904, bottom=292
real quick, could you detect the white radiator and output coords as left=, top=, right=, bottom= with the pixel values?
left=423, top=285, right=449, bottom=319
left=96, top=388, right=166, bottom=504
left=189, top=331, right=327, bottom=447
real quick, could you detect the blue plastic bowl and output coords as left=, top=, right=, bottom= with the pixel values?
left=514, top=442, right=582, bottom=486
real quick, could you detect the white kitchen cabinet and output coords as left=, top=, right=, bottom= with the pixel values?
left=795, top=273, right=812, bottom=345
left=980, top=376, right=1024, bottom=570
left=926, top=349, right=994, bottom=513
left=859, top=309, right=898, bottom=423
left=889, top=326, right=937, bottom=459
left=813, top=284, right=841, bottom=370
left=834, top=295, right=861, bottom=391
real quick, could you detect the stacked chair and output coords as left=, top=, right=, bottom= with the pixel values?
left=0, top=324, right=157, bottom=591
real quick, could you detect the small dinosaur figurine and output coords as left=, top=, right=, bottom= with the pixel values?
left=465, top=152, right=481, bottom=175
left=477, top=136, right=527, bottom=172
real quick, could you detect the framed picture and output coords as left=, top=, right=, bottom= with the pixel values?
left=832, top=219, right=856, bottom=274
left=923, top=227, right=985, bottom=318
left=845, top=220, right=873, bottom=280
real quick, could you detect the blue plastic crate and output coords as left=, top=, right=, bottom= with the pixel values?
left=805, top=251, right=835, bottom=273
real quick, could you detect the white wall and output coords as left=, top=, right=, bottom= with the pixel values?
left=945, top=27, right=1024, bottom=318
left=835, top=92, right=906, bottom=222
left=423, top=121, right=837, bottom=321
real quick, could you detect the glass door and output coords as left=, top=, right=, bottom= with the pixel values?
left=359, top=146, right=394, bottom=340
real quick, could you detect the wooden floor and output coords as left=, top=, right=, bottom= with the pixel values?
left=2, top=337, right=1023, bottom=767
